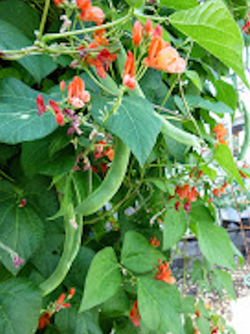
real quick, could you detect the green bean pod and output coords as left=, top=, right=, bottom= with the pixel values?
left=39, top=178, right=83, bottom=297
left=76, top=137, right=130, bottom=215
left=238, top=102, right=250, bottom=160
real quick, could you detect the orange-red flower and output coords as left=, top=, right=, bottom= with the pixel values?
left=132, top=20, right=143, bottom=46
left=187, top=186, right=200, bottom=202
left=155, top=259, right=176, bottom=284
left=130, top=300, right=140, bottom=327
left=123, top=51, right=136, bottom=90
left=213, top=188, right=221, bottom=197
left=144, top=29, right=186, bottom=73
left=150, top=236, right=160, bottom=248
left=77, top=0, right=105, bottom=24
left=105, top=147, right=114, bottom=161
left=49, top=100, right=65, bottom=126
left=86, top=48, right=117, bottom=79
left=67, top=76, right=90, bottom=108
left=93, top=28, right=109, bottom=46
left=36, top=94, right=46, bottom=116
left=54, top=0, right=64, bottom=6
left=38, top=312, right=51, bottom=330
left=212, top=124, right=227, bottom=145
left=175, top=184, right=189, bottom=199
left=145, top=19, right=153, bottom=36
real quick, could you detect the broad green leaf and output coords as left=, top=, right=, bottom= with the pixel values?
left=196, top=317, right=211, bottom=334
left=0, top=20, right=57, bottom=82
left=65, top=247, right=95, bottom=290
left=184, top=316, right=195, bottom=334
left=189, top=202, right=214, bottom=224
left=169, top=0, right=247, bottom=86
left=55, top=308, right=102, bottom=334
left=164, top=134, right=187, bottom=162
left=200, top=164, right=217, bottom=181
left=0, top=144, right=19, bottom=164
left=138, top=277, right=184, bottom=334
left=101, top=290, right=130, bottom=317
left=0, top=0, right=39, bottom=40
left=182, top=295, right=196, bottom=315
left=183, top=95, right=234, bottom=114
left=121, top=231, right=164, bottom=273
left=163, top=208, right=187, bottom=250
left=115, top=321, right=139, bottom=334
left=80, top=247, right=122, bottom=312
left=0, top=181, right=45, bottom=274
left=91, top=96, right=162, bottom=166
left=214, top=144, right=244, bottom=188
left=213, top=268, right=236, bottom=298
left=197, top=222, right=236, bottom=270
left=21, top=132, right=75, bottom=176
left=0, top=78, right=58, bottom=144
left=186, top=70, right=203, bottom=91
left=0, top=278, right=42, bottom=334
left=160, top=0, right=198, bottom=10
left=214, top=80, right=238, bottom=110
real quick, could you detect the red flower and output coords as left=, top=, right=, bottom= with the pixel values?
left=55, top=112, right=65, bottom=126
left=176, top=184, right=189, bottom=199
left=175, top=201, right=180, bottom=211
left=38, top=312, right=51, bottom=330
left=101, top=162, right=108, bottom=173
left=49, top=99, right=61, bottom=114
left=77, top=0, right=105, bottom=24
left=144, top=30, right=186, bottom=73
left=18, top=198, right=27, bottom=208
left=212, top=124, right=227, bottom=145
left=56, top=293, right=71, bottom=311
left=105, top=147, right=114, bottom=161
left=213, top=188, right=221, bottom=197
left=184, top=200, right=191, bottom=213
left=86, top=49, right=117, bottom=79
left=243, top=20, right=250, bottom=34
left=60, top=80, right=66, bottom=94
left=123, top=51, right=136, bottom=90
left=155, top=259, right=176, bottom=284
left=67, top=76, right=90, bottom=108
left=145, top=19, right=153, bottom=36
left=36, top=94, right=46, bottom=116
left=187, top=186, right=199, bottom=202
left=130, top=301, right=140, bottom=327
left=150, top=236, right=160, bottom=248
left=93, top=28, right=109, bottom=46
left=132, top=20, right=143, bottom=46
left=54, top=0, right=64, bottom=5
left=68, top=287, right=76, bottom=299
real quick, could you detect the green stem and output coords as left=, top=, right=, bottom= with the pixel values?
left=42, top=11, right=132, bottom=42
left=84, top=68, right=118, bottom=96
left=38, top=0, right=51, bottom=40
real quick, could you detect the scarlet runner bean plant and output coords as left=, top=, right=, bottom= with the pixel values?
left=0, top=0, right=249, bottom=333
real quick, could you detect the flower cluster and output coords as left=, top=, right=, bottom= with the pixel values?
left=212, top=124, right=227, bottom=145
left=36, top=76, right=90, bottom=134
left=170, top=184, right=200, bottom=213
left=155, top=259, right=176, bottom=284
left=38, top=288, right=76, bottom=330
left=150, top=236, right=160, bottom=248
left=212, top=181, right=228, bottom=198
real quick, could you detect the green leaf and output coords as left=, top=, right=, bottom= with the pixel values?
left=184, top=95, right=234, bottom=114
left=91, top=96, right=162, bottom=166
left=169, top=0, right=247, bottom=86
left=55, top=308, right=102, bottom=334
left=126, top=0, right=145, bottom=8
left=0, top=0, right=39, bottom=40
left=182, top=295, right=196, bottom=315
left=189, top=202, right=214, bottom=224
left=0, top=78, right=58, bottom=144
left=186, top=70, right=203, bottom=91
left=213, top=268, right=236, bottom=298
left=214, top=144, right=244, bottom=188
left=214, top=80, right=238, bottom=110
left=163, top=208, right=187, bottom=250
left=21, top=133, right=75, bottom=176
left=160, top=0, right=198, bottom=10
left=0, top=20, right=57, bottom=82
left=121, top=231, right=164, bottom=273
left=196, top=317, right=211, bottom=334
left=79, top=247, right=122, bottom=312
left=0, top=181, right=45, bottom=275
left=0, top=278, right=42, bottom=334
left=138, top=277, right=184, bottom=334
left=197, top=222, right=236, bottom=270
left=101, top=290, right=130, bottom=318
